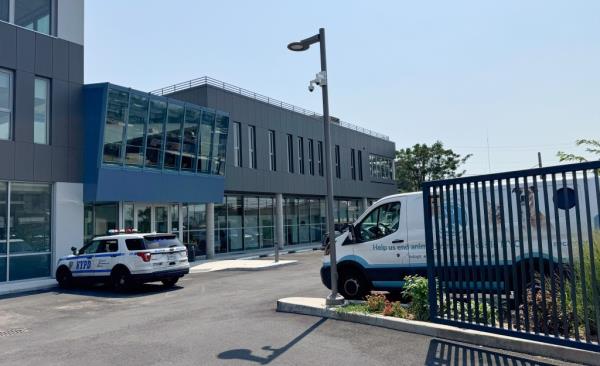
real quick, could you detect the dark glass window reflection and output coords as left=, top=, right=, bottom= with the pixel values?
left=103, top=89, right=129, bottom=164
left=0, top=0, right=8, bottom=22
left=227, top=196, right=243, bottom=251
left=198, top=110, right=215, bottom=173
left=212, top=114, right=229, bottom=175
left=146, top=99, right=167, bottom=168
left=125, top=94, right=148, bottom=167
left=164, top=104, right=184, bottom=170
left=15, top=0, right=51, bottom=35
left=0, top=182, right=6, bottom=255
left=182, top=107, right=201, bottom=171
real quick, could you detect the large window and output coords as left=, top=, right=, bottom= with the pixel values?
left=335, top=145, right=341, bottom=179
left=233, top=122, right=242, bottom=167
left=317, top=141, right=323, bottom=176
left=34, top=77, right=50, bottom=144
left=243, top=197, right=259, bottom=249
left=369, top=154, right=394, bottom=180
left=0, top=0, right=8, bottom=22
left=268, top=130, right=276, bottom=171
left=103, top=89, right=129, bottom=164
left=164, top=104, right=184, bottom=170
left=124, top=94, right=148, bottom=167
left=287, top=134, right=294, bottom=173
left=14, top=0, right=51, bottom=35
left=350, top=148, right=356, bottom=180
left=0, top=182, right=52, bottom=282
left=102, top=88, right=228, bottom=175
left=308, top=139, right=314, bottom=175
left=198, top=110, right=215, bottom=173
left=358, top=150, right=363, bottom=181
left=182, top=107, right=201, bottom=171
left=227, top=196, right=243, bottom=252
left=297, top=137, right=304, bottom=174
left=0, top=69, right=11, bottom=140
left=284, top=197, right=326, bottom=245
left=248, top=125, right=257, bottom=169
left=145, top=99, right=166, bottom=168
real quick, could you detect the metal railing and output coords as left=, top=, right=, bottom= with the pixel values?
left=423, top=160, right=600, bottom=352
left=150, top=76, right=390, bottom=141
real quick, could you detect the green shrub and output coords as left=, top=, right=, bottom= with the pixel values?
left=572, top=230, right=600, bottom=337
left=403, top=275, right=429, bottom=321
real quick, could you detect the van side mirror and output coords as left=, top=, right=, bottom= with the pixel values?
left=71, top=246, right=77, bottom=255
left=344, top=224, right=356, bottom=245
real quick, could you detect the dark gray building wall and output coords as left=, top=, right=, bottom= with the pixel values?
left=0, top=21, right=83, bottom=183
left=168, top=85, right=397, bottom=199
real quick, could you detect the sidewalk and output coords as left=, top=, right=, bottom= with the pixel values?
left=190, top=259, right=297, bottom=273
left=189, top=243, right=321, bottom=263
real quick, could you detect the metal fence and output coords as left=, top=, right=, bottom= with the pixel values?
left=422, top=160, right=600, bottom=351
left=150, top=76, right=390, bottom=141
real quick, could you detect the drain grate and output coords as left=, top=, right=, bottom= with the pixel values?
left=0, top=328, right=29, bottom=337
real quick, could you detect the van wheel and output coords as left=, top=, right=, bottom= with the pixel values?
left=56, top=266, right=73, bottom=288
left=161, top=278, right=179, bottom=288
left=339, top=269, right=369, bottom=300
left=111, top=267, right=131, bottom=292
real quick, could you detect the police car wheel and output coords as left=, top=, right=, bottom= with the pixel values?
left=56, top=267, right=73, bottom=288
left=111, top=267, right=131, bottom=291
left=339, top=269, right=369, bottom=300
left=161, top=278, right=178, bottom=287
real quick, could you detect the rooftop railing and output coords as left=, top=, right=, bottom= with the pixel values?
left=150, top=76, right=390, bottom=141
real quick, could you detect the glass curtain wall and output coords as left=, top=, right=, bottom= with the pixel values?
left=101, top=87, right=228, bottom=175
left=0, top=182, right=51, bottom=282
left=284, top=197, right=326, bottom=245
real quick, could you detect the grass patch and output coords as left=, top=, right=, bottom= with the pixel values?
left=336, top=302, right=369, bottom=314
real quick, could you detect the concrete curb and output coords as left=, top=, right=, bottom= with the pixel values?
left=276, top=297, right=598, bottom=366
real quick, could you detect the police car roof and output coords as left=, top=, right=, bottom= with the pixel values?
left=92, top=232, right=175, bottom=240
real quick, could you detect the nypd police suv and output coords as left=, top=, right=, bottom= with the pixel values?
left=56, top=231, right=190, bottom=290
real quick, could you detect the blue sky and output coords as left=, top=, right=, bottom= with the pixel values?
left=85, top=1, right=600, bottom=175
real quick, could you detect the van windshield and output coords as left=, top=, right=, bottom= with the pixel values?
left=142, top=234, right=183, bottom=249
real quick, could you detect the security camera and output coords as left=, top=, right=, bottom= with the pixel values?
left=308, top=84, right=315, bottom=92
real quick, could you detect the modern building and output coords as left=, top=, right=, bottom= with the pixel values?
left=0, top=1, right=396, bottom=293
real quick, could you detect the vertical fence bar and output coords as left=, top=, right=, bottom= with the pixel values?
left=474, top=181, right=488, bottom=324
left=551, top=173, right=568, bottom=339
left=572, top=172, right=591, bottom=342
left=562, top=172, right=580, bottom=342
left=482, top=181, right=496, bottom=325
left=541, top=174, right=559, bottom=338
left=446, top=185, right=458, bottom=320
left=452, top=185, right=465, bottom=322
left=498, top=178, right=511, bottom=330
left=460, top=183, right=473, bottom=323
left=433, top=186, right=444, bottom=318
left=440, top=185, right=451, bottom=319
left=532, top=175, right=548, bottom=335
left=467, top=182, right=480, bottom=324
left=515, top=176, right=530, bottom=333
left=490, top=180, right=504, bottom=328
left=583, top=170, right=600, bottom=344
left=506, top=178, right=520, bottom=330
left=424, top=185, right=438, bottom=322
left=523, top=175, right=539, bottom=334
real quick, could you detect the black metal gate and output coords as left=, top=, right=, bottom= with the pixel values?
left=423, top=161, right=600, bottom=351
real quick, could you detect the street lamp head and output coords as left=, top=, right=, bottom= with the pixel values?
left=287, top=42, right=309, bottom=51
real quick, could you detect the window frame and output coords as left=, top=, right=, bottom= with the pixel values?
left=0, top=68, right=13, bottom=141
left=4, top=0, right=54, bottom=36
left=248, top=125, right=257, bottom=169
left=268, top=130, right=276, bottom=171
left=287, top=134, right=294, bottom=173
left=297, top=136, right=304, bottom=175
left=335, top=145, right=341, bottom=179
left=350, top=148, right=356, bottom=180
left=308, top=138, right=314, bottom=175
left=358, top=150, right=363, bottom=181
left=317, top=141, right=323, bottom=176
left=353, top=202, right=401, bottom=244
left=233, top=122, right=242, bottom=167
left=33, top=76, right=50, bottom=145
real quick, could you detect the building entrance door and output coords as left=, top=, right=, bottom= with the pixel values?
left=154, top=206, right=169, bottom=233
left=135, top=204, right=152, bottom=233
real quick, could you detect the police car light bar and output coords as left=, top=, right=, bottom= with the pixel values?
left=107, top=228, right=139, bottom=234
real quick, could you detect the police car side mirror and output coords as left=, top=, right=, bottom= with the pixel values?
left=71, top=246, right=77, bottom=255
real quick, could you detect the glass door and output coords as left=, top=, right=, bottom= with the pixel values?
left=135, top=204, right=152, bottom=233
left=154, top=206, right=168, bottom=233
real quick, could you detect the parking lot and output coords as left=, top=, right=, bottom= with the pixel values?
left=0, top=251, right=572, bottom=366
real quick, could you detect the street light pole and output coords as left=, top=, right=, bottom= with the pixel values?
left=288, top=28, right=344, bottom=305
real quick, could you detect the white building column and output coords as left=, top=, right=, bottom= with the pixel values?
left=206, top=202, right=215, bottom=259
left=275, top=193, right=285, bottom=249
left=362, top=197, right=369, bottom=212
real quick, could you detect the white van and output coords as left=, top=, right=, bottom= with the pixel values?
left=321, top=175, right=600, bottom=300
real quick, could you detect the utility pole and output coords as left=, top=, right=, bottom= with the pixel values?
left=538, top=152, right=542, bottom=168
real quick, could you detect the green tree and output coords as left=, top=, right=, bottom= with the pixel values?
left=557, top=139, right=600, bottom=162
left=395, top=141, right=471, bottom=192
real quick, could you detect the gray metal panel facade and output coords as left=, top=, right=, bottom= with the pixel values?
left=168, top=85, right=397, bottom=199
left=0, top=21, right=84, bottom=183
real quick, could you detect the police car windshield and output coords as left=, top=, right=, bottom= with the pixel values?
left=143, top=234, right=182, bottom=249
